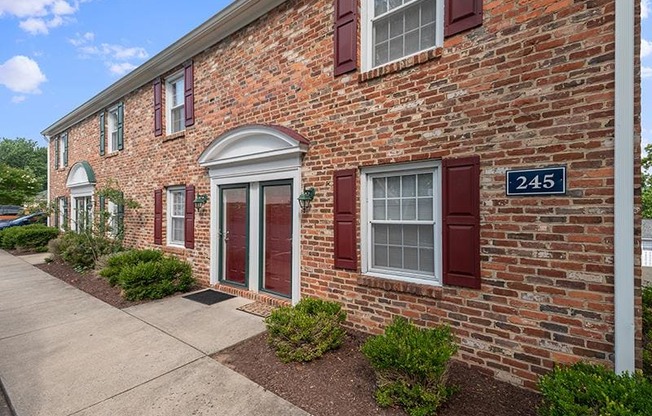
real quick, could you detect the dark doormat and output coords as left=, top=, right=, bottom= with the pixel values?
left=182, top=289, right=235, bottom=305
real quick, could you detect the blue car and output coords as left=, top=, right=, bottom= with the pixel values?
left=0, top=213, right=47, bottom=231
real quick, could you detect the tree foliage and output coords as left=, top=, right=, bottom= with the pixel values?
left=643, top=144, right=652, bottom=219
left=0, top=165, right=40, bottom=205
left=0, top=137, right=47, bottom=191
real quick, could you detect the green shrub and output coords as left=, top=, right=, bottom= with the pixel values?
left=54, top=231, right=122, bottom=271
left=99, top=249, right=163, bottom=286
left=0, top=224, right=59, bottom=250
left=538, top=362, right=652, bottom=416
left=361, top=317, right=458, bottom=416
left=117, top=255, right=194, bottom=300
left=644, top=285, right=652, bottom=377
left=265, top=297, right=346, bottom=363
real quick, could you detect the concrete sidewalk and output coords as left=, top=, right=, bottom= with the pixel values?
left=0, top=250, right=308, bottom=416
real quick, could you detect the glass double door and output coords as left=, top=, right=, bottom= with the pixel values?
left=219, top=181, right=293, bottom=297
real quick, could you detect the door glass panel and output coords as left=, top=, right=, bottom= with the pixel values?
left=262, top=184, right=292, bottom=297
left=221, top=187, right=247, bottom=285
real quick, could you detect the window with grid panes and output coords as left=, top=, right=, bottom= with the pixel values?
left=366, top=167, right=438, bottom=281
left=167, top=187, right=185, bottom=246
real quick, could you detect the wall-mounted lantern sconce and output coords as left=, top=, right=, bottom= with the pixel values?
left=194, top=194, right=209, bottom=212
left=297, top=187, right=316, bottom=213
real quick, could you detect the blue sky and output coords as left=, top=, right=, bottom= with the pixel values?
left=0, top=0, right=650, bottom=149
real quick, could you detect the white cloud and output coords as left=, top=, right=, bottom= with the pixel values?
left=644, top=0, right=650, bottom=19
left=11, top=95, right=27, bottom=104
left=0, top=56, right=47, bottom=94
left=78, top=43, right=148, bottom=60
left=643, top=66, right=652, bottom=79
left=68, top=31, right=94, bottom=46
left=108, top=62, right=136, bottom=76
left=643, top=39, right=652, bottom=58
left=0, top=0, right=80, bottom=35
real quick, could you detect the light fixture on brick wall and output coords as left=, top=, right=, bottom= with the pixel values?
left=194, top=194, right=208, bottom=212
left=297, top=187, right=315, bottom=213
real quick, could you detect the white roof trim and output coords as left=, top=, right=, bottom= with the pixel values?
left=41, top=0, right=288, bottom=137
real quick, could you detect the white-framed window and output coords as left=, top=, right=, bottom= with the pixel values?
left=107, top=200, right=119, bottom=237
left=361, top=161, right=442, bottom=284
left=73, top=195, right=93, bottom=233
left=107, top=106, right=119, bottom=153
left=167, top=187, right=185, bottom=246
left=166, top=73, right=185, bottom=134
left=58, top=197, right=67, bottom=231
left=361, top=0, right=444, bottom=71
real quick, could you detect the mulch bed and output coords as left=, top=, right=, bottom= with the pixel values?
left=214, top=331, right=541, bottom=416
left=35, top=260, right=148, bottom=309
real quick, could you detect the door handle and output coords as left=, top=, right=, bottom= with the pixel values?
left=224, top=230, right=230, bottom=242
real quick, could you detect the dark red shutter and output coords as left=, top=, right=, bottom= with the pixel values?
left=184, top=61, right=195, bottom=127
left=154, top=189, right=163, bottom=245
left=445, top=0, right=483, bottom=37
left=334, top=169, right=357, bottom=269
left=184, top=185, right=195, bottom=249
left=333, top=0, right=357, bottom=76
left=442, top=156, right=481, bottom=289
left=153, top=78, right=163, bottom=136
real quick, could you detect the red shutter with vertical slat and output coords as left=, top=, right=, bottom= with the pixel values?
left=442, top=156, right=481, bottom=289
left=334, top=169, right=357, bottom=269
left=185, top=185, right=195, bottom=249
left=184, top=61, right=195, bottom=127
left=153, top=78, right=163, bottom=136
left=154, top=189, right=163, bottom=245
left=445, top=0, right=483, bottom=37
left=333, top=0, right=357, bottom=76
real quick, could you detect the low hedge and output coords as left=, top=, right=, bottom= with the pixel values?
left=50, top=231, right=122, bottom=271
left=538, top=362, right=652, bottom=416
left=361, top=317, right=457, bottom=416
left=0, top=224, right=59, bottom=250
left=265, top=297, right=346, bottom=363
left=99, top=249, right=194, bottom=300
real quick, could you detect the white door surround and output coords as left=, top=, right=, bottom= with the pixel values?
left=198, top=125, right=309, bottom=304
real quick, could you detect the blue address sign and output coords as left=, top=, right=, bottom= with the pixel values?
left=506, top=166, right=566, bottom=196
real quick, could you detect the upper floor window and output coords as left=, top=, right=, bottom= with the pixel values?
left=166, top=74, right=185, bottom=134
left=362, top=0, right=444, bottom=70
left=108, top=106, right=119, bottom=152
left=55, top=133, right=68, bottom=169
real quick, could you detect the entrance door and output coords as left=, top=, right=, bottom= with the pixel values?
left=261, top=182, right=292, bottom=297
left=220, top=185, right=248, bottom=285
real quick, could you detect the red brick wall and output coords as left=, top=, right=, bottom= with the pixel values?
left=48, top=0, right=641, bottom=389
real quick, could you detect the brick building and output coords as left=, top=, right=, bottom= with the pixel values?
left=43, top=0, right=641, bottom=388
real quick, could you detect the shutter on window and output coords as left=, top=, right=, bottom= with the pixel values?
left=54, top=137, right=59, bottom=169
left=333, top=0, right=357, bottom=76
left=334, top=169, right=357, bottom=269
left=445, top=0, right=483, bottom=37
left=63, top=133, right=68, bottom=167
left=153, top=78, right=163, bottom=136
left=62, top=197, right=68, bottom=229
left=117, top=102, right=124, bottom=150
left=99, top=112, right=105, bottom=156
left=99, top=195, right=106, bottom=233
left=54, top=197, right=60, bottom=228
left=184, top=61, right=195, bottom=127
left=442, top=155, right=481, bottom=289
left=154, top=189, right=163, bottom=245
left=185, top=185, right=195, bottom=249
left=117, top=191, right=125, bottom=238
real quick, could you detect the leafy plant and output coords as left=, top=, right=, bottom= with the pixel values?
left=0, top=224, right=59, bottom=250
left=99, top=249, right=164, bottom=286
left=265, top=297, right=346, bottom=363
left=51, top=231, right=122, bottom=271
left=538, top=362, right=652, bottom=416
left=361, top=317, right=457, bottom=416
left=117, top=255, right=194, bottom=300
left=643, top=285, right=652, bottom=377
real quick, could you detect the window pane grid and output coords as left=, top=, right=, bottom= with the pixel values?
left=372, top=0, right=436, bottom=67
left=372, top=224, right=434, bottom=274
left=169, top=190, right=185, bottom=244
left=371, top=173, right=433, bottom=222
